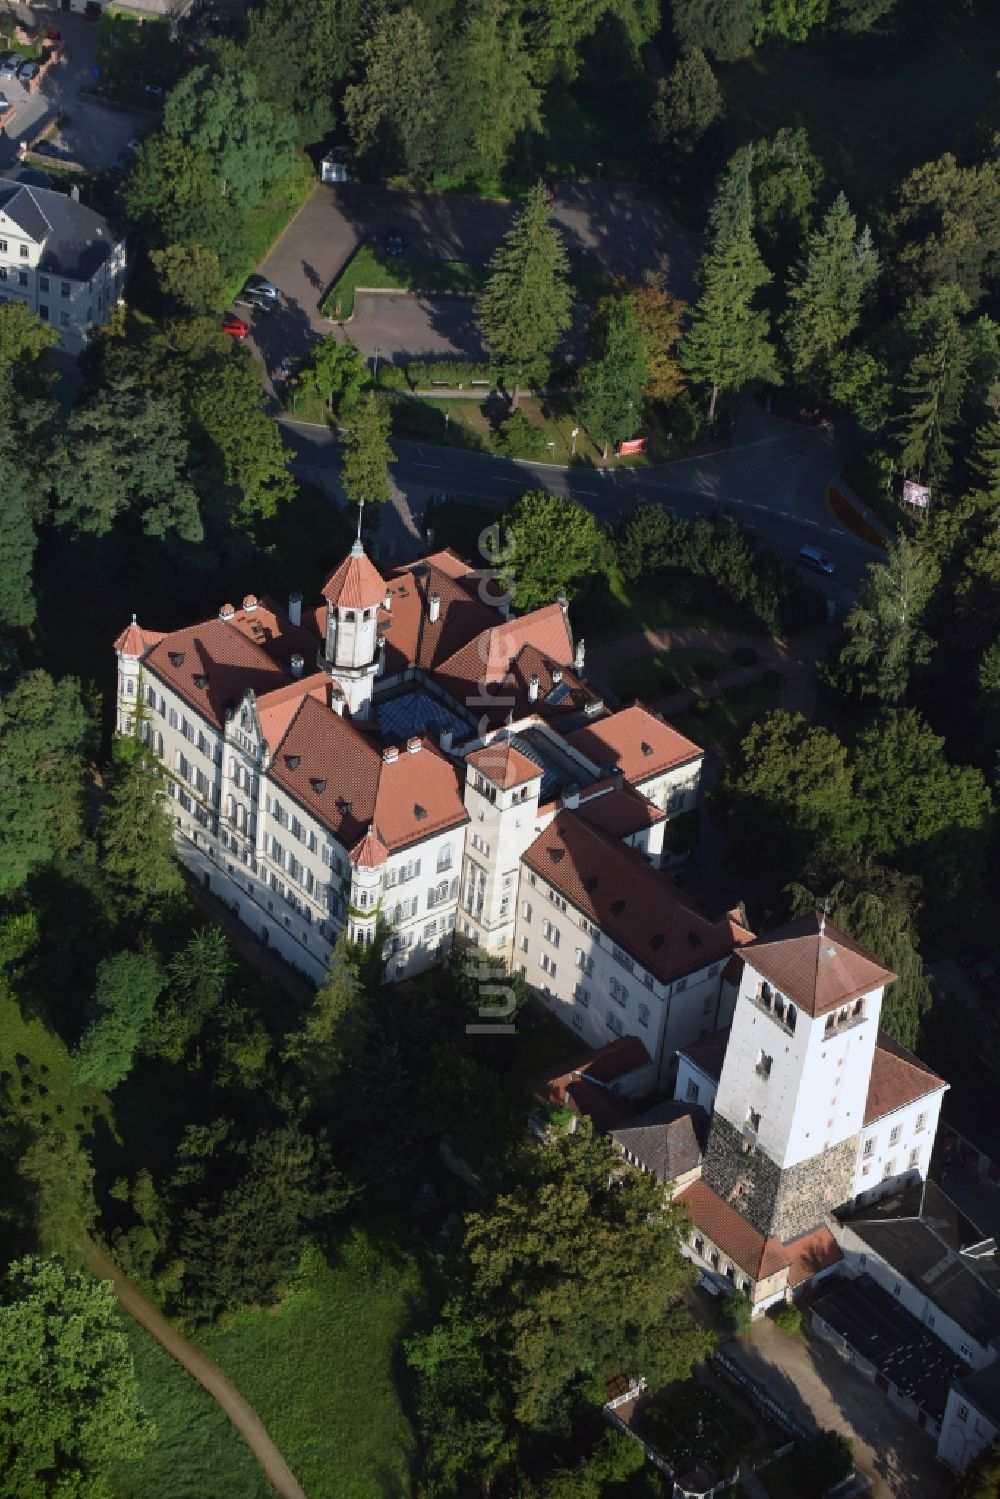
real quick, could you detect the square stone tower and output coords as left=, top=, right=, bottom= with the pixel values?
left=701, top=912, right=896, bottom=1241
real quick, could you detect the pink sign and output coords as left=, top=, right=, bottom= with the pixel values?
left=619, top=437, right=646, bottom=456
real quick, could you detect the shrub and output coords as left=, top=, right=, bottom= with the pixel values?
left=493, top=409, right=549, bottom=459
left=774, top=1303, right=802, bottom=1335
left=660, top=671, right=682, bottom=695
left=691, top=696, right=712, bottom=715
left=731, top=645, right=759, bottom=667
left=760, top=668, right=785, bottom=690
left=722, top=1290, right=753, bottom=1334
left=695, top=659, right=718, bottom=681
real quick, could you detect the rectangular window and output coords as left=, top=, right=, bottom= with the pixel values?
left=38, top=303, right=48, bottom=320
left=538, top=952, right=556, bottom=977
left=0, top=239, right=6, bottom=252
left=746, top=1108, right=761, bottom=1133
left=674, top=976, right=687, bottom=993
left=572, top=1012, right=584, bottom=1032
left=61, top=280, right=71, bottom=297
left=18, top=270, right=28, bottom=286
left=883, top=1158, right=896, bottom=1179
left=686, top=1078, right=700, bottom=1103
left=19, top=244, right=28, bottom=258
left=606, top=1010, right=624, bottom=1037
left=909, top=1147, right=920, bottom=1168
left=59, top=311, right=70, bottom=326
left=521, top=901, right=532, bottom=922
left=960, top=1344, right=973, bottom=1362
left=611, top=944, right=634, bottom=973
left=915, top=1112, right=926, bottom=1132
left=756, top=1051, right=773, bottom=1079
left=637, top=1002, right=650, bottom=1028
left=889, top=1124, right=902, bottom=1147
left=609, top=977, right=629, bottom=1007
left=863, top=1138, right=875, bottom=1158
left=573, top=984, right=589, bottom=1006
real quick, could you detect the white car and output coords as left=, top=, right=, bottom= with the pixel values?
left=0, top=56, right=22, bottom=81
left=244, top=274, right=281, bottom=302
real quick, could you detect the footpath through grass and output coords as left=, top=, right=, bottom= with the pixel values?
left=611, top=646, right=730, bottom=702
left=323, top=243, right=487, bottom=319
left=670, top=681, right=782, bottom=750
left=111, top=1321, right=272, bottom=1499
left=193, top=1230, right=422, bottom=1499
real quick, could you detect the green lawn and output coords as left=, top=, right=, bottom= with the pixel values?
left=111, top=1321, right=272, bottom=1499
left=587, top=571, right=756, bottom=647
left=224, top=157, right=316, bottom=303
left=193, top=1231, right=422, bottom=1499
left=423, top=499, right=501, bottom=563
left=717, top=7, right=1000, bottom=213
left=611, top=646, right=730, bottom=702
left=323, top=244, right=487, bottom=320
left=670, top=682, right=782, bottom=750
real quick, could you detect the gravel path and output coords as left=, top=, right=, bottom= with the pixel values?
left=85, top=1239, right=307, bottom=1499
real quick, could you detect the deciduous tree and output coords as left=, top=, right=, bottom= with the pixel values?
left=125, top=135, right=236, bottom=264
left=0, top=1256, right=151, bottom=1494
left=955, top=1439, right=1000, bottom=1499
left=631, top=278, right=686, bottom=402
left=163, top=64, right=298, bottom=213
left=149, top=242, right=226, bottom=313
left=889, top=151, right=1000, bottom=307
left=189, top=357, right=295, bottom=528
left=74, top=951, right=166, bottom=1092
left=0, top=672, right=89, bottom=896
left=302, top=335, right=367, bottom=411
left=477, top=182, right=572, bottom=407
left=500, top=489, right=606, bottom=608
left=244, top=0, right=364, bottom=145
left=671, top=0, right=758, bottom=61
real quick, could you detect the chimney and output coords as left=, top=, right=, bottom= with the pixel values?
left=383, top=590, right=392, bottom=611
left=528, top=674, right=540, bottom=702
left=71, top=184, right=80, bottom=203
left=406, top=737, right=422, bottom=754
left=383, top=745, right=400, bottom=763
left=584, top=698, right=604, bottom=718
left=551, top=668, right=563, bottom=685
left=428, top=592, right=441, bottom=623
left=290, top=653, right=304, bottom=679
left=561, top=784, right=581, bottom=810
left=574, top=637, right=586, bottom=673
left=439, top=728, right=454, bottom=753
left=288, top=592, right=302, bottom=627
left=219, top=602, right=235, bottom=621
left=556, top=593, right=569, bottom=618
left=242, top=593, right=258, bottom=612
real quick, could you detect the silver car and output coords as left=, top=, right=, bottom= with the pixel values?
left=244, top=274, right=281, bottom=302
left=0, top=56, right=22, bottom=81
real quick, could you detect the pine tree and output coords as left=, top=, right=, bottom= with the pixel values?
left=580, top=295, right=648, bottom=458
left=437, top=0, right=539, bottom=186
left=477, top=183, right=572, bottom=408
left=98, top=732, right=184, bottom=921
left=650, top=48, right=723, bottom=178
left=0, top=438, right=40, bottom=630
left=833, top=534, right=939, bottom=703
left=343, top=9, right=441, bottom=181
left=782, top=193, right=879, bottom=384
left=894, top=305, right=970, bottom=487
left=680, top=220, right=779, bottom=418
left=972, top=412, right=1000, bottom=497
left=341, top=390, right=393, bottom=505
left=708, top=146, right=754, bottom=244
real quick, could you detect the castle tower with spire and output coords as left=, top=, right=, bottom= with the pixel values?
left=318, top=537, right=387, bottom=718
left=700, top=911, right=897, bottom=1241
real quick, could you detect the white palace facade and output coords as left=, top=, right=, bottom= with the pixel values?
left=114, top=538, right=745, bottom=1081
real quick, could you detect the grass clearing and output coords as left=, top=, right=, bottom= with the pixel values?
left=670, top=681, right=782, bottom=750
left=423, top=499, right=500, bottom=561
left=586, top=570, right=752, bottom=646
left=224, top=157, right=316, bottom=303
left=193, top=1230, right=422, bottom=1499
left=611, top=646, right=730, bottom=702
left=717, top=8, right=1000, bottom=212
left=111, top=1320, right=272, bottom=1499
left=323, top=243, right=487, bottom=320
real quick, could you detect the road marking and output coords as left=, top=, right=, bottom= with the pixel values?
left=412, top=462, right=441, bottom=470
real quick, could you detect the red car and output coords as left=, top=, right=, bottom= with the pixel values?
left=222, top=315, right=250, bottom=339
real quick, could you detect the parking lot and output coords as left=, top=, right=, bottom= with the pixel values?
left=0, top=12, right=152, bottom=177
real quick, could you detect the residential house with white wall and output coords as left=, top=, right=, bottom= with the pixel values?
left=0, top=182, right=125, bottom=352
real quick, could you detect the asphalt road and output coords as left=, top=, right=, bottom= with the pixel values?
left=281, top=408, right=883, bottom=605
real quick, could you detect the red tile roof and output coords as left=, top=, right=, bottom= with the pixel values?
left=433, top=604, right=590, bottom=725
left=255, top=675, right=329, bottom=753
left=420, top=548, right=476, bottom=579
left=113, top=617, right=166, bottom=657
left=722, top=954, right=745, bottom=986
left=565, top=704, right=703, bottom=784
left=381, top=560, right=501, bottom=675
left=864, top=1031, right=947, bottom=1126
left=677, top=1179, right=843, bottom=1285
left=321, top=542, right=387, bottom=611
left=532, top=1038, right=652, bottom=1133
left=267, top=695, right=468, bottom=853
left=523, top=813, right=754, bottom=985
left=351, top=824, right=389, bottom=868
left=466, top=741, right=542, bottom=789
left=745, top=912, right=897, bottom=1019
left=679, top=1027, right=731, bottom=1084
left=579, top=787, right=665, bottom=838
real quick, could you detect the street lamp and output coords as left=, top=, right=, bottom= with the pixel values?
left=571, top=426, right=579, bottom=457
left=444, top=410, right=450, bottom=440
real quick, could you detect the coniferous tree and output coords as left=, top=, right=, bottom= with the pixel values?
left=971, top=411, right=1000, bottom=498
left=341, top=390, right=393, bottom=505
left=894, top=301, right=971, bottom=487
left=650, top=48, right=723, bottom=178
left=0, top=439, right=41, bottom=630
left=782, top=193, right=879, bottom=386
left=477, top=183, right=572, bottom=408
left=98, top=733, right=184, bottom=921
left=580, top=295, right=648, bottom=458
left=0, top=672, right=89, bottom=896
left=832, top=534, right=939, bottom=704
left=343, top=9, right=441, bottom=181
left=671, top=0, right=757, bottom=61
left=437, top=0, right=539, bottom=186
left=681, top=219, right=779, bottom=418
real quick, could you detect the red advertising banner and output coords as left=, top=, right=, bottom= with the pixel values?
left=618, top=437, right=646, bottom=455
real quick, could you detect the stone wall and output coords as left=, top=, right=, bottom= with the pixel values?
left=702, top=1114, right=858, bottom=1241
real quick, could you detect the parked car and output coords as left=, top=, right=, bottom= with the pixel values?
left=797, top=544, right=836, bottom=576
left=244, top=274, right=281, bottom=301
left=18, top=61, right=40, bottom=84
left=0, top=94, right=11, bottom=116
left=144, top=83, right=165, bottom=98
left=122, top=137, right=141, bottom=155
left=384, top=230, right=405, bottom=256
left=222, top=315, right=250, bottom=339
left=0, top=56, right=22, bottom=81
left=234, top=290, right=273, bottom=313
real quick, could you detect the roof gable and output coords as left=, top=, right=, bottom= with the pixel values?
left=566, top=703, right=702, bottom=782
left=864, top=1032, right=947, bottom=1126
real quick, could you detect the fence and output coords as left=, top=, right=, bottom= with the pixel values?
left=711, top=1351, right=813, bottom=1443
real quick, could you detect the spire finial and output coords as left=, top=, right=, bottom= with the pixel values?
left=131, top=611, right=137, bottom=624
left=350, top=498, right=365, bottom=557
left=819, top=897, right=830, bottom=936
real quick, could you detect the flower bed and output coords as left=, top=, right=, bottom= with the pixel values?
left=826, top=484, right=888, bottom=550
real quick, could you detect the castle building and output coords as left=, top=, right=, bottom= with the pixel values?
left=114, top=542, right=729, bottom=1069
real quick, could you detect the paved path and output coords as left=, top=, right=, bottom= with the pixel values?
left=587, top=624, right=833, bottom=723
left=85, top=1239, right=306, bottom=1499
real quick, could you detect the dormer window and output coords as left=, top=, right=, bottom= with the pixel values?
left=168, top=651, right=185, bottom=667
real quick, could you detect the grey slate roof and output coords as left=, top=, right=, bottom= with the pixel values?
left=839, top=1181, right=1000, bottom=1350
left=0, top=183, right=121, bottom=281
left=611, top=1100, right=708, bottom=1184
